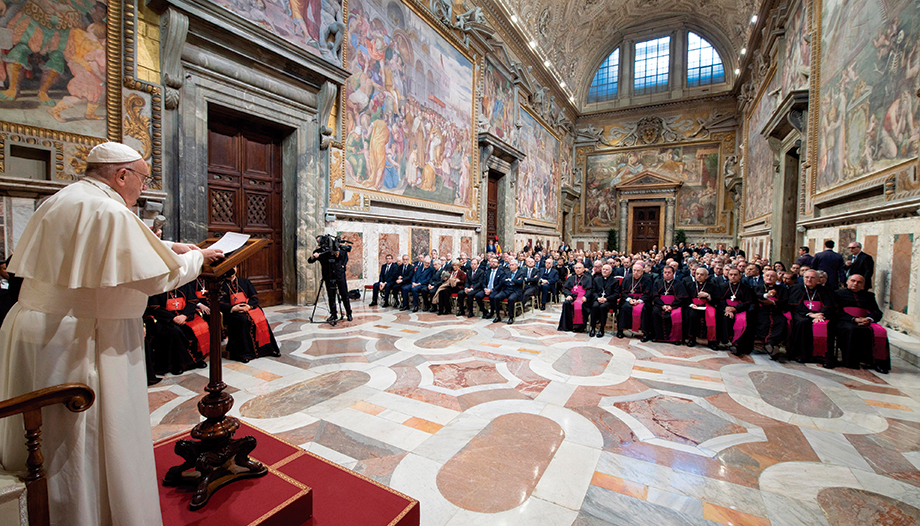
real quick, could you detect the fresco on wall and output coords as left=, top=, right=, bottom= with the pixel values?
left=0, top=0, right=107, bottom=137
left=480, top=60, right=515, bottom=143
left=410, top=227, right=430, bottom=258
left=583, top=142, right=721, bottom=228
left=516, top=108, right=559, bottom=224
left=344, top=0, right=474, bottom=208
left=744, top=70, right=781, bottom=221
left=817, top=0, right=920, bottom=194
left=782, top=1, right=810, bottom=98
left=209, top=0, right=336, bottom=57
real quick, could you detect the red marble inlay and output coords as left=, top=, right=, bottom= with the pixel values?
left=613, top=395, right=747, bottom=446
left=552, top=346, right=614, bottom=376
left=818, top=487, right=920, bottom=525
left=430, top=360, right=507, bottom=389
left=437, top=413, right=564, bottom=512
left=239, top=370, right=370, bottom=418
left=749, top=371, right=843, bottom=418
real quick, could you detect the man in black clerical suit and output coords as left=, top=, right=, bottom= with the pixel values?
left=788, top=269, right=836, bottom=366
left=370, top=254, right=399, bottom=307
left=716, top=268, right=755, bottom=355
left=651, top=265, right=688, bottom=344
left=844, top=242, right=874, bottom=289
left=753, top=269, right=789, bottom=360
left=834, top=274, right=889, bottom=373
left=589, top=264, right=619, bottom=338
left=617, top=263, right=652, bottom=340
left=684, top=267, right=722, bottom=349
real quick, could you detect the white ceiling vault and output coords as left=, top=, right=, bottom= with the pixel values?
left=489, top=0, right=762, bottom=103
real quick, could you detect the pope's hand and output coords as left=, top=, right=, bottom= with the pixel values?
left=171, top=243, right=200, bottom=254
left=201, top=248, right=224, bottom=263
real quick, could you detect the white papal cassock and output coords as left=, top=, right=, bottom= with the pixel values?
left=0, top=177, right=204, bottom=526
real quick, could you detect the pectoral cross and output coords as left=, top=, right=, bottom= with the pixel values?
left=730, top=295, right=736, bottom=301
left=170, top=299, right=183, bottom=310
left=806, top=301, right=814, bottom=310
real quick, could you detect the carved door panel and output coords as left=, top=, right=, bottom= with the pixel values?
left=207, top=118, right=283, bottom=306
left=630, top=206, right=660, bottom=254
left=487, top=176, right=498, bottom=240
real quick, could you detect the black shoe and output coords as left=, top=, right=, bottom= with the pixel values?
left=708, top=342, right=719, bottom=351
left=241, top=357, right=250, bottom=364
left=672, top=340, right=681, bottom=346
left=412, top=306, right=419, bottom=312
left=540, top=305, right=546, bottom=310
left=764, top=343, right=774, bottom=356
left=729, top=345, right=739, bottom=355
left=589, top=328, right=596, bottom=337
left=823, top=361, right=836, bottom=369
left=795, top=356, right=806, bottom=363
left=508, top=317, right=514, bottom=325
left=616, top=331, right=625, bottom=339
left=482, top=312, right=491, bottom=319
left=382, top=301, right=389, bottom=308
left=467, top=312, right=476, bottom=318
left=493, top=317, right=502, bottom=323
left=147, top=377, right=162, bottom=386
left=368, top=302, right=378, bottom=307
left=686, top=339, right=697, bottom=347
left=272, top=349, right=281, bottom=357
left=876, top=365, right=890, bottom=374
left=640, top=335, right=651, bottom=343
left=457, top=310, right=466, bottom=316
left=347, top=314, right=353, bottom=322
left=326, top=314, right=337, bottom=323
left=399, top=305, right=408, bottom=311
left=597, top=330, right=605, bottom=338
left=195, top=361, right=208, bottom=369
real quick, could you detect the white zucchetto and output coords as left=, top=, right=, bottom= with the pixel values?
left=86, top=142, right=143, bottom=163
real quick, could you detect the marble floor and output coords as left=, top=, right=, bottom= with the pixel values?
left=149, top=301, right=920, bottom=525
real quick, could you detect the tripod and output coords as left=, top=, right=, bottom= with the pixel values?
left=309, top=278, right=346, bottom=325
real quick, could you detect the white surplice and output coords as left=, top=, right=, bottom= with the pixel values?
left=0, top=178, right=204, bottom=526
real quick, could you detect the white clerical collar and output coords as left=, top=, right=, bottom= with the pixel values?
left=82, top=177, right=127, bottom=206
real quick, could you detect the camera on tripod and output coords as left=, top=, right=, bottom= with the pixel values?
left=315, top=234, right=351, bottom=255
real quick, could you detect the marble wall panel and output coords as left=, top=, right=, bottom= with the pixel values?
left=439, top=235, right=453, bottom=258
left=839, top=229, right=856, bottom=256
left=411, top=228, right=431, bottom=259
left=378, top=233, right=399, bottom=266
left=891, top=234, right=912, bottom=314
left=808, top=238, right=816, bottom=255
left=338, top=231, right=364, bottom=280
left=460, top=236, right=473, bottom=256
left=864, top=234, right=878, bottom=258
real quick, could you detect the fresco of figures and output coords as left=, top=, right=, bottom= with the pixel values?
left=745, top=71, right=781, bottom=222
left=583, top=142, right=722, bottom=229
left=344, top=0, right=474, bottom=208
left=210, top=0, right=339, bottom=57
left=516, top=108, right=560, bottom=224
left=480, top=60, right=516, bottom=143
left=817, top=0, right=919, bottom=193
left=0, top=0, right=107, bottom=137
left=781, top=0, right=810, bottom=98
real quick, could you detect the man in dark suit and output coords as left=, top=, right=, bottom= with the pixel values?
left=521, top=257, right=542, bottom=309
left=369, top=254, right=399, bottom=307
left=845, top=241, right=874, bottom=289
left=458, top=257, right=485, bottom=317
left=476, top=257, right=504, bottom=319
left=537, top=257, right=559, bottom=309
left=404, top=257, right=433, bottom=312
left=493, top=260, right=525, bottom=324
left=795, top=246, right=814, bottom=267
left=812, top=240, right=845, bottom=289
left=392, top=255, right=413, bottom=309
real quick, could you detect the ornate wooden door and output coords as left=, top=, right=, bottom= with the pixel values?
left=487, top=176, right=498, bottom=241
left=207, top=117, right=283, bottom=306
left=630, top=206, right=660, bottom=254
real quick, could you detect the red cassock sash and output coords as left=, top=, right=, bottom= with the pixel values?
left=659, top=295, right=682, bottom=342
left=572, top=285, right=586, bottom=325
left=629, top=293, right=645, bottom=332
left=185, top=316, right=210, bottom=357
left=843, top=306, right=888, bottom=360
left=166, top=296, right=186, bottom=311
left=805, top=300, right=828, bottom=358
left=691, top=298, right=717, bottom=341
left=725, top=299, right=747, bottom=344
left=232, top=292, right=271, bottom=347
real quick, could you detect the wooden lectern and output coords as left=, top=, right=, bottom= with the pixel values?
left=162, top=237, right=270, bottom=510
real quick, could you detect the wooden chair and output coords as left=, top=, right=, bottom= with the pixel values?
left=0, top=383, right=95, bottom=526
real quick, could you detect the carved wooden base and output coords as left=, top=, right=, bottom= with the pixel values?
left=162, top=415, right=268, bottom=510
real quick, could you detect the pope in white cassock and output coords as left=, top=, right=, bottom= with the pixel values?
left=0, top=142, right=223, bottom=525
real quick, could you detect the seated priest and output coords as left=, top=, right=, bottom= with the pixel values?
left=220, top=267, right=280, bottom=363
left=589, top=264, right=619, bottom=338
left=148, top=282, right=209, bottom=375
left=834, top=274, right=890, bottom=373
left=753, top=269, right=789, bottom=360
left=617, top=263, right=653, bottom=340
left=684, top=267, right=722, bottom=349
left=434, top=259, right=466, bottom=315
left=492, top=259, right=524, bottom=324
left=369, top=254, right=399, bottom=307
left=651, top=265, right=688, bottom=345
left=788, top=269, right=836, bottom=367
left=458, top=257, right=484, bottom=317
left=558, top=261, right=593, bottom=332
left=717, top=268, right=755, bottom=355
left=537, top=257, right=559, bottom=309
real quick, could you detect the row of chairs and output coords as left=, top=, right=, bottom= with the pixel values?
left=364, top=284, right=558, bottom=320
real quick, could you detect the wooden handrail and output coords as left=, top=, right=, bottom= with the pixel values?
left=0, top=383, right=95, bottom=526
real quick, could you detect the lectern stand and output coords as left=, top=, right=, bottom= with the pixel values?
left=162, top=237, right=271, bottom=510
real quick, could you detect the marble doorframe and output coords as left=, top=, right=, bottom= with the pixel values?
left=617, top=191, right=678, bottom=252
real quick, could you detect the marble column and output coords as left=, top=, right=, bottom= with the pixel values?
left=618, top=199, right=629, bottom=252
left=665, top=197, right=676, bottom=246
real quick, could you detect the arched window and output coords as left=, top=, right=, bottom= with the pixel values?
left=634, top=36, right=670, bottom=95
left=686, top=32, right=724, bottom=87
left=587, top=48, right=619, bottom=103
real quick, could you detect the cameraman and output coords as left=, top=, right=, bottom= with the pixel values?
left=308, top=235, right=353, bottom=324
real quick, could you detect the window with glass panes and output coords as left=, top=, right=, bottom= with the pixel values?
left=587, top=49, right=619, bottom=103
left=687, top=32, right=725, bottom=87
left=634, top=36, right=670, bottom=95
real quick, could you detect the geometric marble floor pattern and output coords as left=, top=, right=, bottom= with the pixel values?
left=149, top=302, right=920, bottom=526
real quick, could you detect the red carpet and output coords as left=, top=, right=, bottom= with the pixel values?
left=155, top=423, right=419, bottom=526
